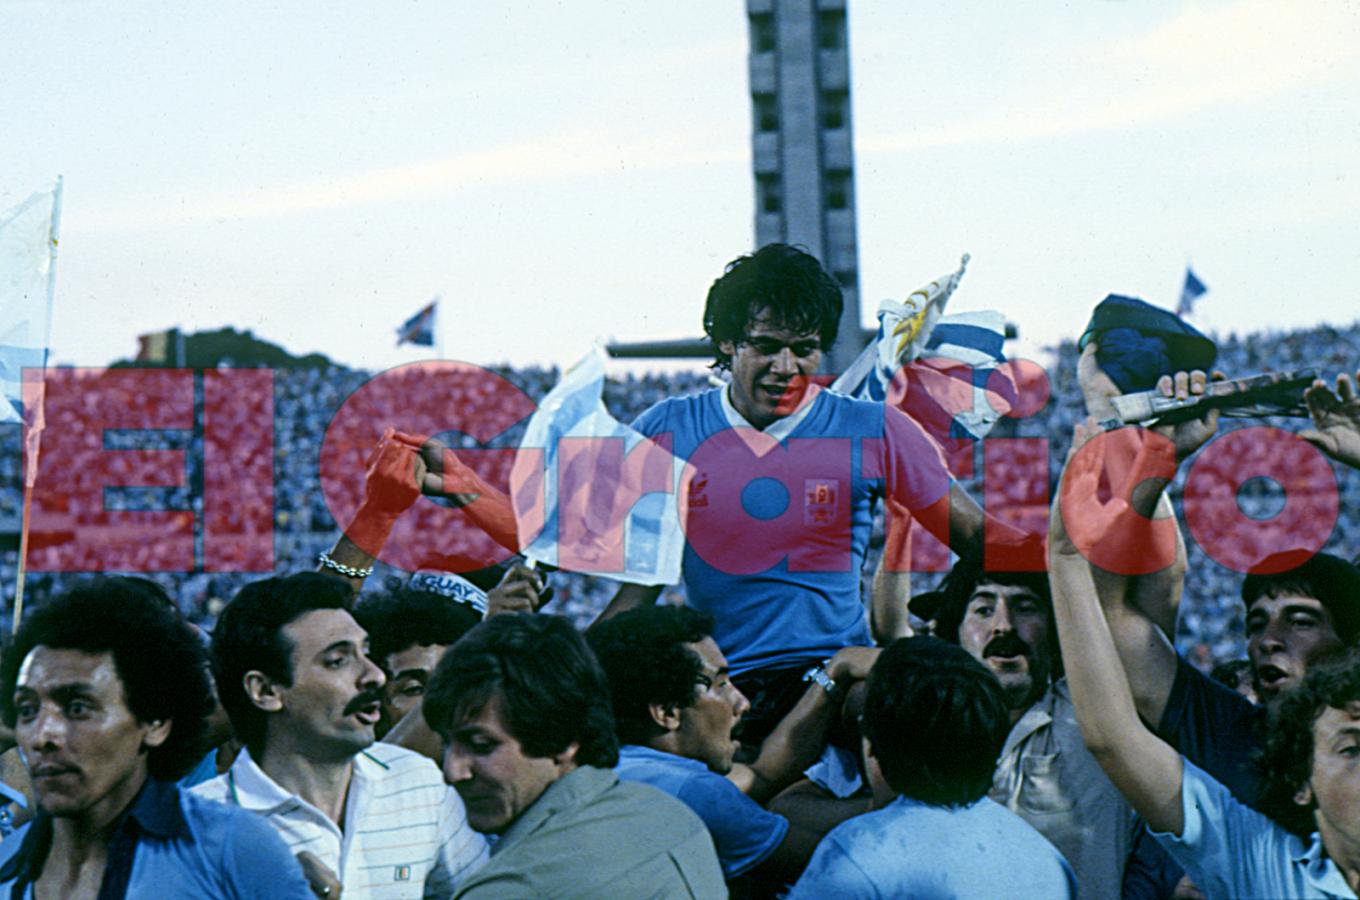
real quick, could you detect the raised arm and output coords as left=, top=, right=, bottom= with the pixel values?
left=319, top=428, right=425, bottom=592
left=1049, top=421, right=1185, bottom=835
left=1074, top=344, right=1223, bottom=725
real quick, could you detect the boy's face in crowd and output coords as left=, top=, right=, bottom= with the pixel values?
left=441, top=692, right=576, bottom=835
left=1246, top=594, right=1343, bottom=705
left=674, top=637, right=749, bottom=775
left=957, top=581, right=1052, bottom=712
left=13, top=647, right=169, bottom=822
left=275, top=609, right=387, bottom=759
left=381, top=642, right=449, bottom=729
left=720, top=307, right=823, bottom=430
left=1298, top=699, right=1360, bottom=846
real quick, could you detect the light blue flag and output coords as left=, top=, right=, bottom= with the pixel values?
left=0, top=183, right=61, bottom=427
left=510, top=345, right=687, bottom=585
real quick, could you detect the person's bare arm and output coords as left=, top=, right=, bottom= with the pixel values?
left=1076, top=347, right=1223, bottom=725
left=870, top=497, right=913, bottom=644
left=591, top=582, right=663, bottom=627
left=1050, top=422, right=1185, bottom=835
left=319, top=429, right=426, bottom=592
left=726, top=647, right=879, bottom=805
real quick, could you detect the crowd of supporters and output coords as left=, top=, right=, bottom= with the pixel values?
left=1, top=240, right=1360, bottom=896
left=4, top=321, right=1357, bottom=669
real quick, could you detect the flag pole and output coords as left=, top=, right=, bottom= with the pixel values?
left=13, top=176, right=62, bottom=631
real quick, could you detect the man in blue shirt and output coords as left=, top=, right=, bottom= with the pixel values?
left=1050, top=420, right=1360, bottom=898
left=589, top=605, right=876, bottom=889
left=788, top=637, right=1076, bottom=898
left=0, top=578, right=310, bottom=899
left=596, top=244, right=1005, bottom=746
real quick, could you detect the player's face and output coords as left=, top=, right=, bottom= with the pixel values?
left=441, top=693, right=575, bottom=835
left=274, top=610, right=387, bottom=760
left=14, top=648, right=168, bottom=824
left=1246, top=595, right=1343, bottom=706
left=719, top=308, right=822, bottom=430
left=381, top=642, right=448, bottom=730
left=1300, top=701, right=1360, bottom=850
left=957, top=581, right=1052, bottom=712
left=675, top=638, right=749, bottom=775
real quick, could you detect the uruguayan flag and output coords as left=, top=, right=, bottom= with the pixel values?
left=510, top=345, right=687, bottom=585
left=0, top=183, right=60, bottom=426
left=832, top=254, right=1011, bottom=440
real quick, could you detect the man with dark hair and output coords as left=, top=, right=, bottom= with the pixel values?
left=194, top=571, right=487, bottom=898
left=353, top=585, right=482, bottom=736
left=588, top=605, right=876, bottom=886
left=0, top=578, right=311, bottom=898
left=1075, top=352, right=1360, bottom=829
left=933, top=556, right=1138, bottom=899
left=788, top=638, right=1075, bottom=897
left=423, top=614, right=725, bottom=898
left=1051, top=428, right=1360, bottom=897
left=598, top=243, right=1003, bottom=747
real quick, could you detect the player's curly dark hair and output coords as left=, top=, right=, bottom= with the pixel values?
left=1256, top=649, right=1360, bottom=836
left=586, top=606, right=715, bottom=745
left=0, top=577, right=214, bottom=781
left=354, top=588, right=481, bottom=674
left=703, top=243, right=843, bottom=371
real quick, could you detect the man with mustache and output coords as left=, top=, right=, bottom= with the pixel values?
left=194, top=572, right=488, bottom=898
left=906, top=555, right=1138, bottom=900
left=0, top=578, right=311, bottom=898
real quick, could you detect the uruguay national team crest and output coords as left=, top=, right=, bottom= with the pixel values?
left=803, top=478, right=838, bottom=526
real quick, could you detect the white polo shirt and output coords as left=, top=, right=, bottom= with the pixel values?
left=193, top=743, right=487, bottom=899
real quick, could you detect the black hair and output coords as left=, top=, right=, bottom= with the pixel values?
left=1256, top=649, right=1360, bottom=836
left=210, top=572, right=354, bottom=759
left=703, top=243, right=843, bottom=371
left=353, top=589, right=482, bottom=674
left=586, top=606, right=714, bottom=745
left=863, top=636, right=1010, bottom=807
left=0, top=577, right=213, bottom=781
left=424, top=614, right=618, bottom=768
left=1243, top=550, right=1360, bottom=646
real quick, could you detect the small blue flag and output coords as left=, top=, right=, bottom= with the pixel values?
left=397, top=298, right=438, bottom=347
left=1177, top=267, right=1207, bottom=316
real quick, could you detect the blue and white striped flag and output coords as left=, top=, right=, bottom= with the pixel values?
left=831, top=254, right=1011, bottom=440
left=510, top=345, right=687, bottom=585
left=0, top=183, right=61, bottom=428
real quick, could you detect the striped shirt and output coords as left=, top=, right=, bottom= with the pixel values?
left=193, top=744, right=488, bottom=899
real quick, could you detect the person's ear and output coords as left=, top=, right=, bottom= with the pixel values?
left=1294, top=781, right=1315, bottom=808
left=718, top=339, right=736, bottom=360
left=553, top=741, right=579, bottom=771
left=243, top=671, right=284, bottom=713
left=648, top=702, right=683, bottom=733
left=142, top=718, right=172, bottom=750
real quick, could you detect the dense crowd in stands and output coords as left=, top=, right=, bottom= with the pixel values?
left=2, top=244, right=1360, bottom=898
left=4, top=321, right=1357, bottom=669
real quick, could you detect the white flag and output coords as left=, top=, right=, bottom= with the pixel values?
left=510, top=345, right=688, bottom=585
left=0, top=182, right=61, bottom=427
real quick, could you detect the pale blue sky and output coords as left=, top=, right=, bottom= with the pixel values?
left=3, top=0, right=1357, bottom=374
